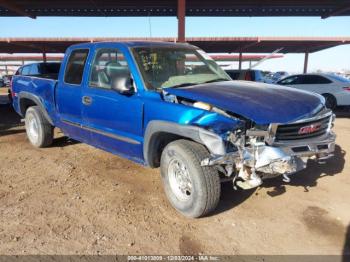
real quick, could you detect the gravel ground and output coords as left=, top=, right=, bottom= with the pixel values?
left=0, top=87, right=349, bottom=255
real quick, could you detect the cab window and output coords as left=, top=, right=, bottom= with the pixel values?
left=89, top=48, right=130, bottom=90
left=278, top=75, right=300, bottom=85
left=64, top=49, right=89, bottom=85
left=299, top=75, right=332, bottom=84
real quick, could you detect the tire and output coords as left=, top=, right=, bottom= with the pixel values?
left=323, top=94, right=337, bottom=110
left=25, top=106, right=53, bottom=148
left=7, top=89, right=13, bottom=104
left=160, top=139, right=221, bottom=218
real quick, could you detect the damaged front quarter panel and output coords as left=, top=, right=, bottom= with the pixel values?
left=162, top=90, right=245, bottom=155
left=193, top=112, right=246, bottom=156
left=163, top=90, right=245, bottom=135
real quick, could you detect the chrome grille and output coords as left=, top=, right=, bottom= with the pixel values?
left=275, top=114, right=331, bottom=141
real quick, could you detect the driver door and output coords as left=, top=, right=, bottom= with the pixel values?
left=82, top=48, right=144, bottom=161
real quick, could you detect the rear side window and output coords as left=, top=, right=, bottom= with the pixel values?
left=64, top=49, right=89, bottom=85
left=299, top=75, right=332, bottom=84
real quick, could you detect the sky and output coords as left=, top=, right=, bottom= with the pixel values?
left=1, top=16, right=350, bottom=73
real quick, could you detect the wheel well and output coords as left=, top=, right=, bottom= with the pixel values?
left=321, top=93, right=337, bottom=100
left=147, top=132, right=193, bottom=168
left=322, top=93, right=334, bottom=97
left=19, top=98, right=37, bottom=116
left=321, top=93, right=337, bottom=103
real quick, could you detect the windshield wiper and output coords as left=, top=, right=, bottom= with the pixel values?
left=202, top=78, right=230, bottom=84
left=166, top=78, right=229, bottom=89
left=168, top=82, right=197, bottom=89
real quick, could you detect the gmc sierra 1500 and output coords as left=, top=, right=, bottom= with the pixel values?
left=11, top=41, right=336, bottom=218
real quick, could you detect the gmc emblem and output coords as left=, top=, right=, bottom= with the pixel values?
left=298, top=123, right=322, bottom=135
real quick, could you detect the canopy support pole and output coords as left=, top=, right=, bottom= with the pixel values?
left=177, top=0, right=186, bottom=42
left=303, top=51, right=309, bottom=73
left=238, top=52, right=243, bottom=70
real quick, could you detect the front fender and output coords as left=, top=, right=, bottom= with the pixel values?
left=144, top=120, right=227, bottom=167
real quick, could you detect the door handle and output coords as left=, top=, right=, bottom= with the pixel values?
left=82, top=96, right=92, bottom=106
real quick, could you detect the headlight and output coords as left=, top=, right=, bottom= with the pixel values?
left=193, top=101, right=212, bottom=111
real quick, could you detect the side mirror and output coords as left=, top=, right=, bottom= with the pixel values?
left=111, top=74, right=134, bottom=96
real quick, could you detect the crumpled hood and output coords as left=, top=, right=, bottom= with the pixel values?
left=164, top=81, right=324, bottom=125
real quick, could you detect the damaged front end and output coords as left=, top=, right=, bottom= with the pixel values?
left=201, top=108, right=336, bottom=190
left=162, top=90, right=336, bottom=190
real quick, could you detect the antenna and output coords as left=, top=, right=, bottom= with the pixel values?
left=249, top=48, right=284, bottom=69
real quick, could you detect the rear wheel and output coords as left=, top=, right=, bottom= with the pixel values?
left=25, top=106, right=53, bottom=148
left=323, top=94, right=337, bottom=110
left=160, top=140, right=221, bottom=218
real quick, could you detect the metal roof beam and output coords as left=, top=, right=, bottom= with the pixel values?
left=3, top=41, right=58, bottom=53
left=322, top=4, right=350, bottom=19
left=0, top=0, right=36, bottom=18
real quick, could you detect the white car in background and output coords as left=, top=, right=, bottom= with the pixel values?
left=277, top=73, right=350, bottom=110
left=271, top=71, right=289, bottom=82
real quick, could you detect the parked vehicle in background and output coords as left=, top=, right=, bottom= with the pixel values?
left=224, top=69, right=267, bottom=82
left=12, top=42, right=335, bottom=218
left=16, top=62, right=61, bottom=79
left=277, top=73, right=350, bottom=110
left=3, top=74, right=13, bottom=86
left=0, top=77, right=4, bottom=87
left=2, top=75, right=14, bottom=103
left=8, top=62, right=61, bottom=103
left=271, top=71, right=289, bottom=82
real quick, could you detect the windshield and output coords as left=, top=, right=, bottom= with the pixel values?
left=132, top=47, right=231, bottom=90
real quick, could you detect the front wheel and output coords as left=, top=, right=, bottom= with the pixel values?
left=25, top=106, right=54, bottom=148
left=160, top=140, right=221, bottom=218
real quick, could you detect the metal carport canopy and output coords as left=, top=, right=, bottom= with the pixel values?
left=0, top=54, right=283, bottom=62
left=0, top=37, right=349, bottom=54
left=0, top=0, right=350, bottom=18
left=1, top=1, right=350, bottom=43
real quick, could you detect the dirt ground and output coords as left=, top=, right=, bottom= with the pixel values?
left=0, top=87, right=349, bottom=255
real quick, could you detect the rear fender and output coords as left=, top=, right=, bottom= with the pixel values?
left=18, top=92, right=54, bottom=125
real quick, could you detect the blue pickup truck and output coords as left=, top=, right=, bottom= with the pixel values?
left=11, top=41, right=336, bottom=218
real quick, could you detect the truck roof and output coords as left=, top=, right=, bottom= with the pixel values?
left=68, top=41, right=196, bottom=50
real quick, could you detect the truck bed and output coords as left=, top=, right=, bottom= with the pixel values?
left=12, top=75, right=58, bottom=124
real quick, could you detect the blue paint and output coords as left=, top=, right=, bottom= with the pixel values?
left=164, top=80, right=324, bottom=125
left=12, top=41, right=324, bottom=165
